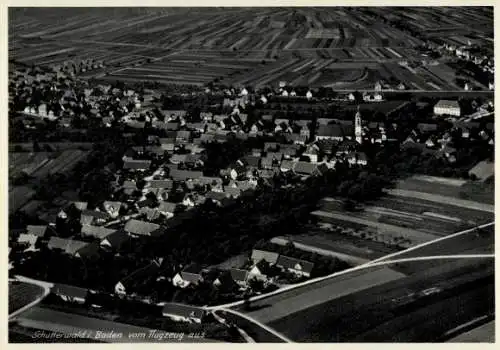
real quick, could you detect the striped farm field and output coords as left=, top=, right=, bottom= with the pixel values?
left=9, top=282, right=45, bottom=315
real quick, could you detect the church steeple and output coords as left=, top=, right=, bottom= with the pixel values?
left=355, top=106, right=362, bottom=144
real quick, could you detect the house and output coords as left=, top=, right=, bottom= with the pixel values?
left=243, top=155, right=261, bottom=169
left=169, top=169, right=203, bottom=182
left=176, top=130, right=192, bottom=143
left=316, top=124, right=344, bottom=142
left=166, top=122, right=180, bottom=131
left=17, top=233, right=39, bottom=251
left=100, top=230, right=130, bottom=251
left=303, top=144, right=320, bottom=163
left=264, top=142, right=279, bottom=152
left=170, top=154, right=188, bottom=165
left=51, top=284, right=89, bottom=304
left=249, top=259, right=272, bottom=280
left=282, top=161, right=327, bottom=176
left=157, top=201, right=177, bottom=218
left=172, top=263, right=204, bottom=288
left=224, top=186, right=241, bottom=198
left=346, top=152, right=368, bottom=166
left=123, top=159, right=152, bottom=172
left=281, top=145, right=299, bottom=159
left=336, top=140, right=358, bottom=155
left=26, top=225, right=49, bottom=238
left=286, top=133, right=307, bottom=145
left=213, top=271, right=239, bottom=292
left=161, top=303, right=206, bottom=324
left=47, top=237, right=98, bottom=258
left=276, top=255, right=314, bottom=277
left=122, top=181, right=138, bottom=195
left=230, top=269, right=250, bottom=287
left=124, top=219, right=162, bottom=237
left=81, top=225, right=116, bottom=240
left=251, top=249, right=279, bottom=264
left=205, top=191, right=229, bottom=206
left=196, top=176, right=223, bottom=189
left=468, top=160, right=494, bottom=181
left=146, top=179, right=173, bottom=191
left=115, top=260, right=162, bottom=295
left=417, top=123, right=438, bottom=133
left=139, top=207, right=161, bottom=221
left=280, top=160, right=295, bottom=173
left=102, top=201, right=122, bottom=218
left=80, top=210, right=110, bottom=226
left=434, top=100, right=461, bottom=117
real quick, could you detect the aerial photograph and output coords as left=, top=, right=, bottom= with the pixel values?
left=7, top=6, right=494, bottom=343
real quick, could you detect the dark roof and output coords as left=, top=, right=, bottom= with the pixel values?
left=251, top=249, right=279, bottom=264
left=123, top=159, right=151, bottom=170
left=417, top=123, right=438, bottom=132
left=206, top=191, right=229, bottom=202
left=264, top=142, right=279, bottom=151
left=101, top=230, right=130, bottom=249
left=158, top=201, right=177, bottom=213
left=26, top=225, right=48, bottom=237
left=47, top=237, right=89, bottom=255
left=169, top=169, right=203, bottom=181
left=215, top=271, right=239, bottom=290
left=276, top=255, right=314, bottom=273
left=180, top=263, right=204, bottom=283
left=81, top=225, right=116, bottom=239
left=124, top=219, right=161, bottom=236
left=341, top=123, right=354, bottom=135
left=161, top=303, right=205, bottom=319
left=285, top=133, right=307, bottom=143
left=52, top=284, right=88, bottom=299
left=166, top=122, right=180, bottom=131
left=147, top=180, right=173, bottom=189
left=81, top=210, right=110, bottom=220
left=243, top=155, right=261, bottom=168
left=317, top=124, right=343, bottom=137
left=230, top=268, right=249, bottom=282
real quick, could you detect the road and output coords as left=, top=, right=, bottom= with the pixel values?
left=267, top=258, right=494, bottom=342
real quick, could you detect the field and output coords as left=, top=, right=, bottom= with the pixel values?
left=266, top=259, right=493, bottom=342
left=394, top=175, right=495, bottom=206
left=10, top=150, right=90, bottom=180
left=447, top=321, right=495, bottom=342
left=15, top=306, right=221, bottom=343
left=9, top=7, right=494, bottom=91
left=9, top=282, right=45, bottom=315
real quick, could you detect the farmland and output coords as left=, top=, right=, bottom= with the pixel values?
left=304, top=173, right=494, bottom=257
left=9, top=282, right=45, bottom=314
left=9, top=7, right=494, bottom=91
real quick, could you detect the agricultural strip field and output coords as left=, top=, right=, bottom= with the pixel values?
left=267, top=259, right=494, bottom=342
left=9, top=282, right=45, bottom=315
left=271, top=236, right=370, bottom=265
left=10, top=8, right=492, bottom=90
left=395, top=176, right=494, bottom=206
left=447, top=321, right=495, bottom=342
left=29, top=150, right=90, bottom=179
left=9, top=186, right=36, bottom=214
left=238, top=266, right=406, bottom=324
left=311, top=210, right=439, bottom=244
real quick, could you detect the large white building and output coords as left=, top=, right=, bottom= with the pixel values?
left=434, top=100, right=461, bottom=117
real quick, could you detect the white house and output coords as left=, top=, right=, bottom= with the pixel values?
left=434, top=100, right=461, bottom=117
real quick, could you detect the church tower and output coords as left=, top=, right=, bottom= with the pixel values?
left=355, top=106, right=362, bottom=144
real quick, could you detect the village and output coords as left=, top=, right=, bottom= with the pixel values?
left=8, top=58, right=494, bottom=332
